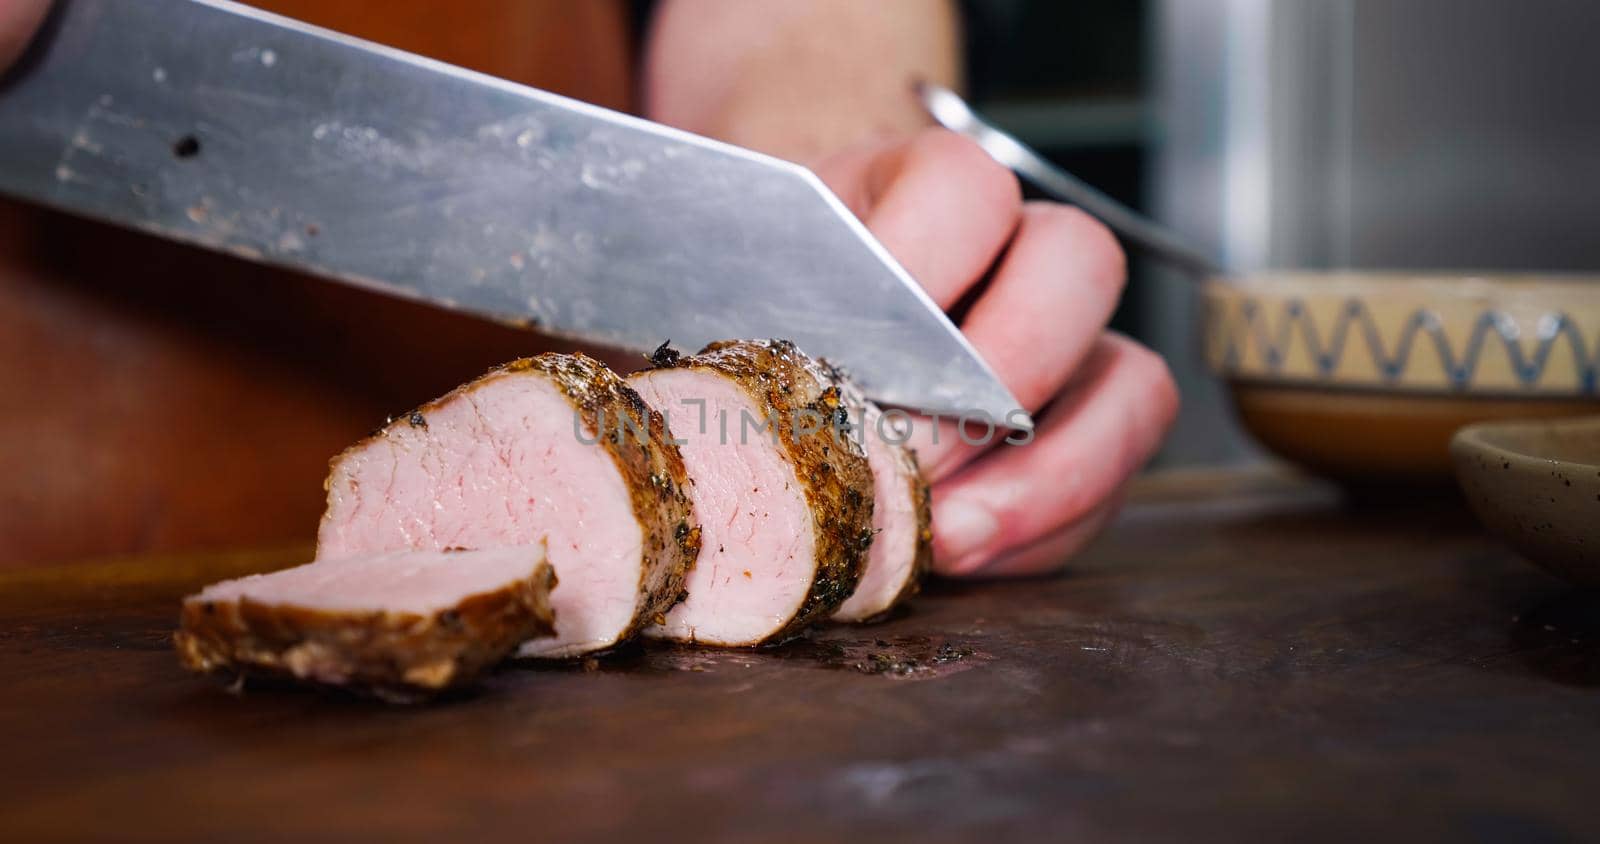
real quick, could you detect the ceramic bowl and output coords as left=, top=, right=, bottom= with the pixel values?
left=1204, top=273, right=1600, bottom=482
left=1451, top=416, right=1600, bottom=587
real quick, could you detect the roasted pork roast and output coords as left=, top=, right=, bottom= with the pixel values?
left=183, top=338, right=931, bottom=699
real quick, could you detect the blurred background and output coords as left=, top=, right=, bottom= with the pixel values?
left=968, top=0, right=1600, bottom=466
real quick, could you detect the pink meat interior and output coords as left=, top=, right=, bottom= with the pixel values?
left=834, top=412, right=918, bottom=621
left=629, top=369, right=815, bottom=645
left=317, top=374, right=642, bottom=657
left=192, top=546, right=546, bottom=614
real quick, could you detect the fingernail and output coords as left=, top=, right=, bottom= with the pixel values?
left=934, top=498, right=997, bottom=564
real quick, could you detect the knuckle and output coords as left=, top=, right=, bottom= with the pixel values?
left=1156, top=363, right=1180, bottom=424
left=1143, top=350, right=1181, bottom=424
left=1117, top=337, right=1181, bottom=431
left=1025, top=202, right=1126, bottom=294
left=914, top=129, right=1023, bottom=212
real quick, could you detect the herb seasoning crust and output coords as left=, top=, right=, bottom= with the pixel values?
left=651, top=339, right=876, bottom=643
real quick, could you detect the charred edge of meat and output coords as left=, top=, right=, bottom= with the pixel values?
left=905, top=449, right=934, bottom=600
left=323, top=353, right=701, bottom=656
left=687, top=339, right=875, bottom=644
left=173, top=564, right=557, bottom=702
left=650, top=340, right=683, bottom=368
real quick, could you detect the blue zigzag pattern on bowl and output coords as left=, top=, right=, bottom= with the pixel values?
left=1211, top=297, right=1598, bottom=393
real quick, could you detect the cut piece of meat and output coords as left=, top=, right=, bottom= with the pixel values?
left=174, top=546, right=556, bottom=700
left=832, top=398, right=933, bottom=622
left=628, top=339, right=875, bottom=646
left=316, top=353, right=699, bottom=658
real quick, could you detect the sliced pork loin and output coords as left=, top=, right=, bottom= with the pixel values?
left=175, top=546, right=556, bottom=700
left=316, top=353, right=699, bottom=658
left=832, top=395, right=934, bottom=622
left=628, top=339, right=875, bottom=646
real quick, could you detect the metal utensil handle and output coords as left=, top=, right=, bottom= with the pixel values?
left=921, top=83, right=1221, bottom=277
left=992, top=130, right=1221, bottom=276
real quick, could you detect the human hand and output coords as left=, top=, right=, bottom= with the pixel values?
left=815, top=128, right=1179, bottom=578
left=0, top=0, right=50, bottom=73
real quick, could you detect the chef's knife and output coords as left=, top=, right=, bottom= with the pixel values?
left=0, top=0, right=1029, bottom=428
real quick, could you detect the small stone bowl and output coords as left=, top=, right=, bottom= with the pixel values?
left=1451, top=416, right=1600, bottom=587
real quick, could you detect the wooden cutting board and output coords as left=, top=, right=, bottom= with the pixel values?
left=3, top=470, right=1598, bottom=842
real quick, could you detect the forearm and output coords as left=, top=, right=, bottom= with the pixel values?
left=643, top=0, right=961, bottom=166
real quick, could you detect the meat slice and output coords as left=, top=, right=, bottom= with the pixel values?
left=628, top=339, right=875, bottom=646
left=174, top=546, right=556, bottom=700
left=832, top=398, right=933, bottom=622
left=316, top=353, right=699, bottom=658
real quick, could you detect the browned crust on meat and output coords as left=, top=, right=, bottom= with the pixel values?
left=320, top=353, right=699, bottom=655
left=894, top=445, right=935, bottom=610
left=174, top=562, right=557, bottom=702
left=653, top=339, right=875, bottom=644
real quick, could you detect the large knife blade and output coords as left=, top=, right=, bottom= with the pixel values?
left=0, top=0, right=1028, bottom=427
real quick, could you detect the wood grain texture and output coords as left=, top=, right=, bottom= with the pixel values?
left=2, top=469, right=1599, bottom=842
left=245, top=0, right=632, bottom=112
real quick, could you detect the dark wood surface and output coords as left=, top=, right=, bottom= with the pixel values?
left=4, top=469, right=1599, bottom=843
